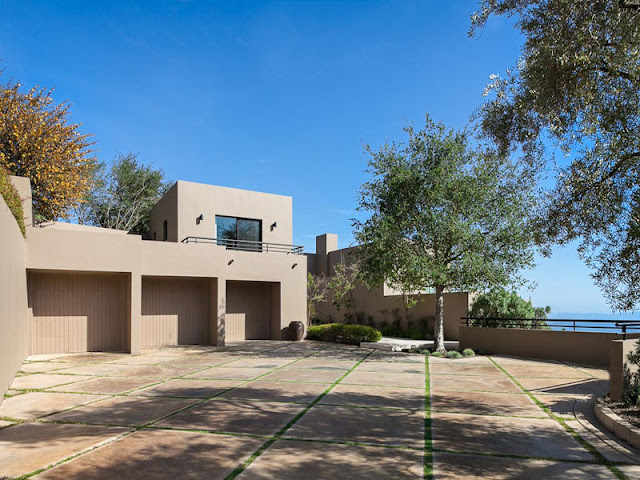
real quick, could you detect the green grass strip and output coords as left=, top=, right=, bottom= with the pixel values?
left=224, top=350, right=374, bottom=480
left=488, top=357, right=627, bottom=480
left=424, top=355, right=433, bottom=479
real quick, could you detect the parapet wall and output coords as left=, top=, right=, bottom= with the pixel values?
left=0, top=195, right=29, bottom=403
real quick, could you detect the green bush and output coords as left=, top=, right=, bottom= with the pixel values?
left=306, top=323, right=382, bottom=345
left=446, top=351, right=463, bottom=359
left=623, top=339, right=640, bottom=406
left=0, top=168, right=25, bottom=237
left=462, top=348, right=475, bottom=357
left=430, top=351, right=443, bottom=358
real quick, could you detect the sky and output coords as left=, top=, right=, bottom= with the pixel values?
left=0, top=0, right=623, bottom=314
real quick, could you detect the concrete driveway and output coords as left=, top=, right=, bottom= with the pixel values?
left=0, top=342, right=639, bottom=479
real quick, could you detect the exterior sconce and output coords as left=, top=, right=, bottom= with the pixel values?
left=196, top=214, right=204, bottom=225
left=270, top=222, right=277, bottom=231
left=292, top=263, right=298, bottom=269
left=228, top=259, right=234, bottom=265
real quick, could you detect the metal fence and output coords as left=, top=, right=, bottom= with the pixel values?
left=461, top=317, right=640, bottom=339
left=181, top=236, right=304, bottom=254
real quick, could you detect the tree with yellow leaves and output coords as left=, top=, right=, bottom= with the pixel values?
left=0, top=71, right=96, bottom=221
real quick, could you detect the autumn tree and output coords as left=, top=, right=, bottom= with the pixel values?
left=77, top=153, right=170, bottom=235
left=0, top=72, right=96, bottom=221
left=354, top=116, right=537, bottom=352
left=470, top=1, right=640, bottom=310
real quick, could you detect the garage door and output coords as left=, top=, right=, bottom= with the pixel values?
left=226, top=281, right=272, bottom=341
left=28, top=271, right=128, bottom=354
left=141, top=277, right=209, bottom=347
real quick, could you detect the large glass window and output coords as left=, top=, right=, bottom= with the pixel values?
left=215, top=215, right=262, bottom=251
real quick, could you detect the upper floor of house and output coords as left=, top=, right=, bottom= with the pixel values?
left=149, top=180, right=299, bottom=253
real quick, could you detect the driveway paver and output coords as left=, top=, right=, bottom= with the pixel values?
left=1, top=343, right=638, bottom=479
left=33, top=429, right=263, bottom=480
left=0, top=423, right=128, bottom=478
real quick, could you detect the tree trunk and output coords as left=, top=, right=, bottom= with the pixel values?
left=434, top=285, right=446, bottom=353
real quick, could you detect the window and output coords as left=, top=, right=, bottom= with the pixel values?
left=163, top=220, right=168, bottom=241
left=215, top=215, right=262, bottom=251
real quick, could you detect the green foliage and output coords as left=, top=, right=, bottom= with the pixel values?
left=0, top=71, right=97, bottom=221
left=421, top=349, right=431, bottom=356
left=430, top=352, right=443, bottom=358
left=470, top=1, right=640, bottom=311
left=354, top=115, right=537, bottom=352
left=624, top=339, right=640, bottom=406
left=307, top=273, right=327, bottom=324
left=469, top=288, right=550, bottom=328
left=0, top=167, right=25, bottom=236
left=462, top=348, right=475, bottom=357
left=446, top=351, right=463, bottom=359
left=326, top=261, right=361, bottom=322
left=77, top=153, right=170, bottom=234
left=306, top=323, right=382, bottom=345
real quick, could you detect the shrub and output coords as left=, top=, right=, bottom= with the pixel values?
left=623, top=339, right=640, bottom=406
left=0, top=168, right=25, bottom=237
left=306, top=323, right=382, bottom=345
left=421, top=349, right=431, bottom=356
left=462, top=348, right=475, bottom=357
left=446, top=351, right=463, bottom=359
left=431, top=351, right=443, bottom=358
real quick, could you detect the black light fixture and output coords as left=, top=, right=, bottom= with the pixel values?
left=270, top=221, right=277, bottom=231
left=196, top=213, right=204, bottom=225
left=228, top=259, right=234, bottom=265
left=292, top=263, right=298, bottom=269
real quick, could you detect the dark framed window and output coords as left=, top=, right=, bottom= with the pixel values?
left=215, top=215, right=262, bottom=251
left=163, top=220, right=168, bottom=241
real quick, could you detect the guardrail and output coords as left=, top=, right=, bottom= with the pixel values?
left=181, top=236, right=304, bottom=255
left=460, top=317, right=640, bottom=339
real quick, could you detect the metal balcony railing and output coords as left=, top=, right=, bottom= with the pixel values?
left=181, top=236, right=304, bottom=255
left=461, top=317, right=640, bottom=339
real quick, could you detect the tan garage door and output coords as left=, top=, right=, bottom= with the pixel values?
left=28, top=271, right=128, bottom=354
left=226, top=281, right=272, bottom=341
left=141, top=277, right=209, bottom=347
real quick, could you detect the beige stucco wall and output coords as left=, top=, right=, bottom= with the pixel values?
left=459, top=326, right=640, bottom=367
left=309, top=238, right=472, bottom=341
left=313, top=283, right=471, bottom=341
left=149, top=182, right=178, bottom=242
left=0, top=194, right=29, bottom=403
left=149, top=180, right=293, bottom=245
left=25, top=222, right=306, bottom=351
left=610, top=339, right=640, bottom=401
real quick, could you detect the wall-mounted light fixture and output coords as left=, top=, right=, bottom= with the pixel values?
left=196, top=213, right=204, bottom=225
left=228, top=259, right=234, bottom=265
left=292, top=263, right=298, bottom=269
left=270, top=222, right=277, bottom=231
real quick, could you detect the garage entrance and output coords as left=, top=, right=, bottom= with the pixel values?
left=141, top=276, right=209, bottom=347
left=226, top=281, right=280, bottom=341
left=28, top=271, right=129, bottom=354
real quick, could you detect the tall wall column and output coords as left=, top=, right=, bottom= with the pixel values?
left=129, top=272, right=142, bottom=354
left=215, top=277, right=226, bottom=346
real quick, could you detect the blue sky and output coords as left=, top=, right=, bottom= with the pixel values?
left=0, top=0, right=620, bottom=314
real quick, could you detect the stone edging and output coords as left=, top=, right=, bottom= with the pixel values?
left=594, top=396, right=640, bottom=449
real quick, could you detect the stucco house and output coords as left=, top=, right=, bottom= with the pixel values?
left=0, top=177, right=308, bottom=398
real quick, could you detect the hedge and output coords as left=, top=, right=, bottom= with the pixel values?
left=0, top=168, right=25, bottom=237
left=307, top=323, right=382, bottom=345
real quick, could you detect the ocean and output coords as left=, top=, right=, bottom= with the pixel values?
left=547, top=312, right=640, bottom=334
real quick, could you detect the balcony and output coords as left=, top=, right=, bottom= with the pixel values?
left=181, top=236, right=304, bottom=254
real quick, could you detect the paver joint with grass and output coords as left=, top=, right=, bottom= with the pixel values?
left=488, top=356, right=628, bottom=480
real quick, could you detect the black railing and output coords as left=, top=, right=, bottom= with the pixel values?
left=181, top=236, right=304, bottom=254
left=461, top=317, right=640, bottom=339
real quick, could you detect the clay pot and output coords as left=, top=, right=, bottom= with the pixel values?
left=288, top=321, right=305, bottom=341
